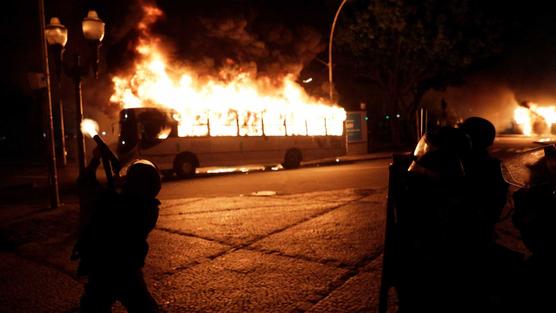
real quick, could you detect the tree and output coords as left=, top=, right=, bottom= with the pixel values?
left=336, top=0, right=502, bottom=144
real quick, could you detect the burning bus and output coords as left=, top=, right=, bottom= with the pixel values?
left=116, top=106, right=346, bottom=177
left=109, top=40, right=347, bottom=178
left=108, top=4, right=347, bottom=177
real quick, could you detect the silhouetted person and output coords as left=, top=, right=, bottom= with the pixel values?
left=459, top=117, right=509, bottom=247
left=397, top=126, right=477, bottom=312
left=74, top=147, right=161, bottom=313
left=459, top=117, right=521, bottom=311
left=513, top=145, right=556, bottom=312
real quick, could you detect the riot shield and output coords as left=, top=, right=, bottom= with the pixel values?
left=379, top=152, right=413, bottom=313
left=500, top=145, right=553, bottom=188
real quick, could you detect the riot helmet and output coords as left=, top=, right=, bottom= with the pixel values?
left=459, top=117, right=496, bottom=151
left=408, top=126, right=472, bottom=179
left=123, top=159, right=161, bottom=198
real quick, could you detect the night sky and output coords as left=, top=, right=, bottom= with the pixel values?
left=3, top=0, right=556, bottom=158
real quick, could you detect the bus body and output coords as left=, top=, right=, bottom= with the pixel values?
left=117, top=107, right=346, bottom=177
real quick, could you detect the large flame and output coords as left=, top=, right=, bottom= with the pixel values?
left=514, top=103, right=556, bottom=136
left=110, top=5, right=345, bottom=137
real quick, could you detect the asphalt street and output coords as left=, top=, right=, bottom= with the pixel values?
left=159, top=159, right=391, bottom=199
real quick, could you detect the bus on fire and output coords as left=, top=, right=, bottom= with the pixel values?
left=116, top=107, right=346, bottom=178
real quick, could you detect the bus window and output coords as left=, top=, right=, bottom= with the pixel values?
left=238, top=111, right=263, bottom=136
left=285, top=113, right=307, bottom=136
left=193, top=113, right=209, bottom=137
left=262, top=110, right=286, bottom=136
left=326, top=116, right=344, bottom=136
left=175, top=111, right=209, bottom=137
left=209, top=110, right=238, bottom=136
left=138, top=109, right=176, bottom=149
left=307, top=117, right=327, bottom=136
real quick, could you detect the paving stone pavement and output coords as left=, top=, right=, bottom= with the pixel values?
left=0, top=188, right=392, bottom=313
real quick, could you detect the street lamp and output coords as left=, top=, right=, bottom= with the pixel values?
left=82, top=10, right=105, bottom=79
left=45, top=17, right=68, bottom=78
left=328, top=0, right=349, bottom=101
left=45, top=17, right=68, bottom=166
left=66, top=10, right=106, bottom=172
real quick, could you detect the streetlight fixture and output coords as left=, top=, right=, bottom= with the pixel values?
left=82, top=10, right=105, bottom=79
left=45, top=17, right=68, bottom=166
left=45, top=17, right=68, bottom=47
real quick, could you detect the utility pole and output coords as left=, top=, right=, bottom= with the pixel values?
left=38, top=0, right=60, bottom=208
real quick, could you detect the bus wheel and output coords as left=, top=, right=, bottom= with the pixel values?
left=174, top=153, right=197, bottom=178
left=283, top=149, right=302, bottom=169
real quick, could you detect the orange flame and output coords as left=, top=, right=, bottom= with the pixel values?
left=514, top=103, right=556, bottom=136
left=110, top=5, right=345, bottom=137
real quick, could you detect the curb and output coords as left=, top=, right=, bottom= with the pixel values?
left=0, top=153, right=395, bottom=191
left=301, top=153, right=393, bottom=168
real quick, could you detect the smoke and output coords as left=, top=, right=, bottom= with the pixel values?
left=424, top=36, right=556, bottom=134
left=97, top=0, right=327, bottom=99
left=179, top=16, right=325, bottom=81
left=424, top=76, right=519, bottom=133
left=138, top=1, right=327, bottom=82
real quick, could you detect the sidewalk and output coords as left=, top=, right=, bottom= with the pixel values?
left=0, top=188, right=393, bottom=313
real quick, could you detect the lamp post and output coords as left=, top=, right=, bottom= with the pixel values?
left=328, top=0, right=349, bottom=101
left=65, top=10, right=105, bottom=172
left=45, top=17, right=68, bottom=166
left=39, top=0, right=59, bottom=208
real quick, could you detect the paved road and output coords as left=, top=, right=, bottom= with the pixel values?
left=491, top=135, right=546, bottom=159
left=158, top=134, right=548, bottom=200
left=159, top=159, right=391, bottom=199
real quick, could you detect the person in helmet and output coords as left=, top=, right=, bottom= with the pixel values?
left=398, top=121, right=516, bottom=312
left=74, top=146, right=161, bottom=313
left=398, top=126, right=478, bottom=312
left=408, top=125, right=471, bottom=180
left=459, top=117, right=521, bottom=310
left=459, top=117, right=509, bottom=248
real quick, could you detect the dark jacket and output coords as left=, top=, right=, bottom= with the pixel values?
left=513, top=183, right=556, bottom=259
left=75, top=159, right=159, bottom=275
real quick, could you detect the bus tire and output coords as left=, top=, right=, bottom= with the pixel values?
left=283, top=149, right=302, bottom=169
left=174, top=153, right=198, bottom=178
